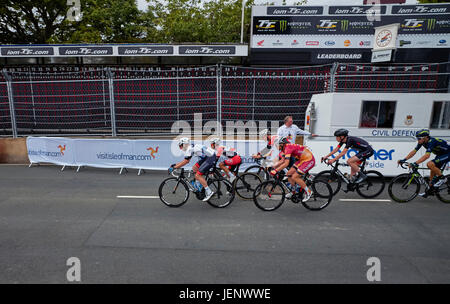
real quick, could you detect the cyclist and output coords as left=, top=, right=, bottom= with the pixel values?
left=212, top=138, right=242, bottom=183
left=269, top=136, right=315, bottom=202
left=398, top=129, right=449, bottom=197
left=321, top=129, right=374, bottom=184
left=169, top=137, right=217, bottom=202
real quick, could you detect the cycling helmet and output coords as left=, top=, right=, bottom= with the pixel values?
left=209, top=137, right=221, bottom=145
left=277, top=136, right=290, bottom=145
left=334, top=129, right=349, bottom=137
left=259, top=129, right=271, bottom=139
left=415, top=129, right=430, bottom=139
left=178, top=137, right=190, bottom=146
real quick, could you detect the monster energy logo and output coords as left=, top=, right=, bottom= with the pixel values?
left=427, top=19, right=436, bottom=31
left=279, top=20, right=288, bottom=32
left=341, top=20, right=349, bottom=31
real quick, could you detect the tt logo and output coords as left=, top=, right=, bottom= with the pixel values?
left=257, top=20, right=276, bottom=29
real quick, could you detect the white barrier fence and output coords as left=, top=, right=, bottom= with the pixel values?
left=26, top=137, right=449, bottom=176
left=26, top=137, right=267, bottom=173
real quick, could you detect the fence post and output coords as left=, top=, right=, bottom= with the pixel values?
left=329, top=62, right=339, bottom=93
left=106, top=68, right=117, bottom=137
left=216, top=64, right=222, bottom=126
left=2, top=70, right=18, bottom=138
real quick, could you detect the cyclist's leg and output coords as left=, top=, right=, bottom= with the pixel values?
left=286, top=166, right=297, bottom=188
left=219, top=162, right=230, bottom=178
left=430, top=154, right=449, bottom=186
left=196, top=157, right=215, bottom=188
left=352, top=150, right=373, bottom=180
left=293, top=157, right=315, bottom=191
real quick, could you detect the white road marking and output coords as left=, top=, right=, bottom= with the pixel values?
left=117, top=195, right=159, bottom=199
left=339, top=199, right=391, bottom=202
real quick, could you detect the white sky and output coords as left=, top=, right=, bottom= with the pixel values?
left=136, top=0, right=419, bottom=11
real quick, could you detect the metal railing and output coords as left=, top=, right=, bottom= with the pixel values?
left=1, top=62, right=449, bottom=137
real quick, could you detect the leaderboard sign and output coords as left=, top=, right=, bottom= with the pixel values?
left=251, top=3, right=450, bottom=62
left=0, top=45, right=248, bottom=57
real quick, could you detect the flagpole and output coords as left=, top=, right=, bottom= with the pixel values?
left=240, top=0, right=246, bottom=44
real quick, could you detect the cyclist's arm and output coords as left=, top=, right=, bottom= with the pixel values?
left=323, top=146, right=341, bottom=160
left=174, top=158, right=190, bottom=169
left=274, top=158, right=291, bottom=172
left=415, top=152, right=431, bottom=165
left=330, top=148, right=348, bottom=163
left=400, top=149, right=418, bottom=163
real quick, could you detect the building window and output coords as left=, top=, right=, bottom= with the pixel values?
left=360, top=100, right=396, bottom=128
left=430, top=101, right=450, bottom=129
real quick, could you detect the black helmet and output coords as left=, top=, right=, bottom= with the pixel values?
left=415, top=129, right=430, bottom=138
left=278, top=136, right=290, bottom=145
left=334, top=129, right=349, bottom=137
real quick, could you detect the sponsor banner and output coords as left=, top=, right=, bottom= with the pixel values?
left=328, top=5, right=387, bottom=15
left=371, top=49, right=392, bottom=63
left=373, top=23, right=399, bottom=51
left=179, top=46, right=236, bottom=56
left=252, top=36, right=374, bottom=49
left=118, top=46, right=174, bottom=55
left=0, top=47, right=55, bottom=57
left=1, top=45, right=247, bottom=57
left=252, top=34, right=450, bottom=49
left=267, top=6, right=323, bottom=15
left=26, top=137, right=266, bottom=171
left=391, top=4, right=450, bottom=15
left=27, top=137, right=75, bottom=166
left=252, top=15, right=450, bottom=35
left=254, top=4, right=450, bottom=16
left=303, top=139, right=440, bottom=176
left=59, top=46, right=114, bottom=56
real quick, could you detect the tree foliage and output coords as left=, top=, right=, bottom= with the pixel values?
left=0, top=0, right=308, bottom=44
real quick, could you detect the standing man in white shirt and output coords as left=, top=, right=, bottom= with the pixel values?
left=277, top=116, right=317, bottom=144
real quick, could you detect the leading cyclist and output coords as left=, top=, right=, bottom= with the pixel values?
left=170, top=138, right=217, bottom=201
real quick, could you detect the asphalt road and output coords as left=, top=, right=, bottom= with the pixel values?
left=0, top=164, right=449, bottom=284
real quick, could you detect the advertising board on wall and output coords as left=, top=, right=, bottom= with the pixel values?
left=251, top=3, right=450, bottom=63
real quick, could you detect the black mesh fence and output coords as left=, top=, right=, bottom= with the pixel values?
left=0, top=62, right=448, bottom=137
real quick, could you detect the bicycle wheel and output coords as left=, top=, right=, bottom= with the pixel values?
left=356, top=170, right=385, bottom=198
left=302, top=180, right=333, bottom=211
left=388, top=173, right=420, bottom=203
left=436, top=174, right=450, bottom=204
left=206, top=178, right=235, bottom=208
left=234, top=172, right=262, bottom=200
left=253, top=180, right=285, bottom=211
left=244, top=165, right=269, bottom=181
left=158, top=177, right=190, bottom=207
left=313, top=170, right=342, bottom=196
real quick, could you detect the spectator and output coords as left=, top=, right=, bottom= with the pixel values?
left=277, top=115, right=317, bottom=144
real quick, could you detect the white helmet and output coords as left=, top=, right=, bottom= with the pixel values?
left=209, top=137, right=221, bottom=145
left=178, top=137, right=190, bottom=146
left=259, top=129, right=270, bottom=139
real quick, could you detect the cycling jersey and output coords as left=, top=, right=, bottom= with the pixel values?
left=216, top=146, right=238, bottom=158
left=414, top=137, right=450, bottom=156
left=338, top=136, right=373, bottom=152
left=282, top=144, right=310, bottom=160
left=184, top=144, right=215, bottom=160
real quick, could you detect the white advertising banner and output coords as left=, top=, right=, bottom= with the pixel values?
left=27, top=137, right=75, bottom=166
left=26, top=137, right=267, bottom=172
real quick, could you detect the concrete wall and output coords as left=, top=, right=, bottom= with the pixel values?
left=0, top=138, right=29, bottom=164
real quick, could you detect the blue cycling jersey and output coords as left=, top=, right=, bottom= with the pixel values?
left=414, top=137, right=450, bottom=156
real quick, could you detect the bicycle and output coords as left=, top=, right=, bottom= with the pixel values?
left=252, top=170, right=333, bottom=211
left=388, top=161, right=450, bottom=203
left=243, top=156, right=270, bottom=180
left=158, top=167, right=235, bottom=208
left=210, top=159, right=263, bottom=200
left=314, top=158, right=385, bottom=198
